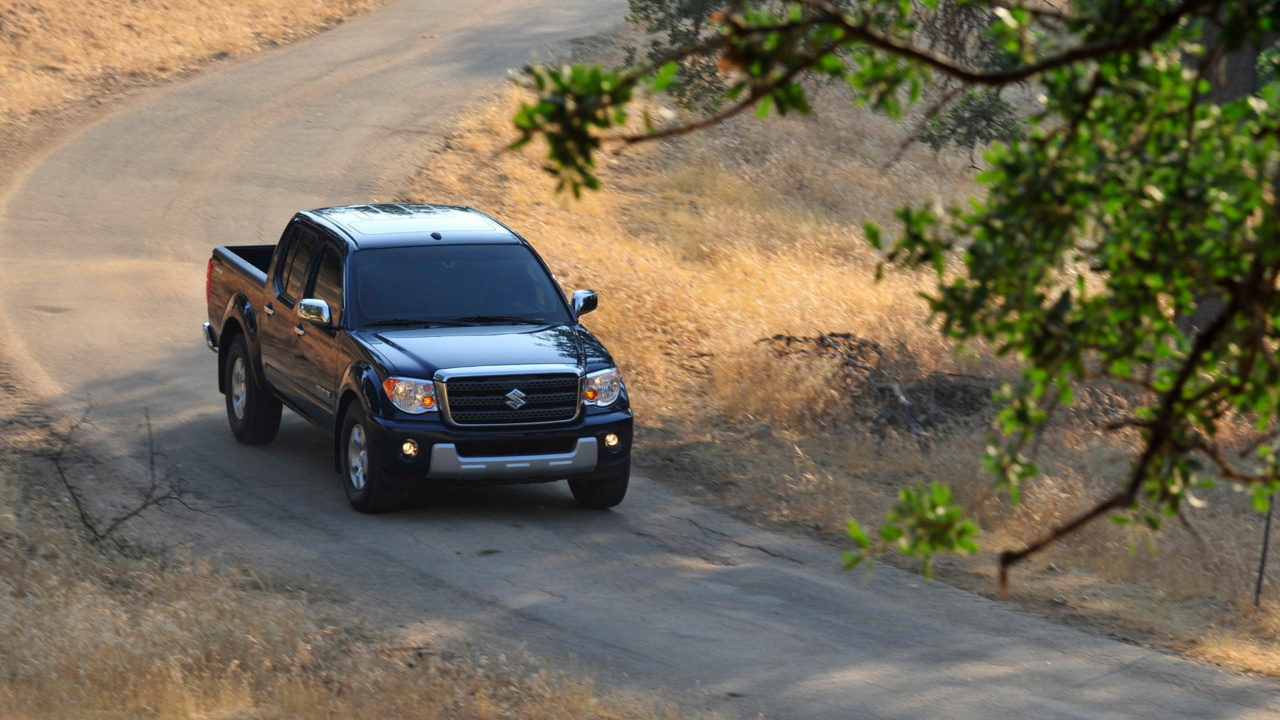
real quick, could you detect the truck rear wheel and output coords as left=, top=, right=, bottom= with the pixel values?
left=224, top=335, right=282, bottom=445
left=569, top=459, right=629, bottom=510
left=341, top=405, right=399, bottom=514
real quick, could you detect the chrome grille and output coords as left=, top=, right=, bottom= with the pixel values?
left=440, top=372, right=581, bottom=426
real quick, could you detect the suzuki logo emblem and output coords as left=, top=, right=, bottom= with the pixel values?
left=505, top=388, right=527, bottom=410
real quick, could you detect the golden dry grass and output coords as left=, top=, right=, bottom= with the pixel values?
left=413, top=87, right=989, bottom=420
left=408, top=86, right=1280, bottom=676
left=0, top=0, right=386, bottom=123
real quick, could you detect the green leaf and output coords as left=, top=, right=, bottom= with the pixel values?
left=652, top=61, right=679, bottom=92
left=847, top=519, right=871, bottom=549
left=757, top=94, right=774, bottom=118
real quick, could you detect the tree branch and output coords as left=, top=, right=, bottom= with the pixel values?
left=614, top=0, right=1215, bottom=150
left=49, top=407, right=102, bottom=542
left=802, top=0, right=1219, bottom=86
left=998, top=279, right=1243, bottom=592
left=616, top=38, right=845, bottom=144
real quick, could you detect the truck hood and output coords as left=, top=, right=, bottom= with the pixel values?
left=356, top=323, right=615, bottom=379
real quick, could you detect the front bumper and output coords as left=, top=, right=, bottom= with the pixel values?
left=366, top=409, right=632, bottom=485
left=429, top=438, right=599, bottom=480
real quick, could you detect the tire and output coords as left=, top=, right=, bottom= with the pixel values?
left=340, top=405, right=399, bottom=514
left=569, top=459, right=630, bottom=510
left=224, top=335, right=282, bottom=445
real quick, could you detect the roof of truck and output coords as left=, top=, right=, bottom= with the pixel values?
left=301, top=203, right=523, bottom=248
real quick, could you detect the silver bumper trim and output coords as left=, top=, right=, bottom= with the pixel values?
left=428, top=438, right=599, bottom=480
left=203, top=323, right=218, bottom=353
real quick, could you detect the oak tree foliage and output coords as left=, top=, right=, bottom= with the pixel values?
left=912, top=0, right=1026, bottom=162
left=626, top=0, right=1023, bottom=157
left=511, top=0, right=1280, bottom=589
left=625, top=0, right=735, bottom=109
left=916, top=87, right=1023, bottom=164
left=1261, top=38, right=1280, bottom=86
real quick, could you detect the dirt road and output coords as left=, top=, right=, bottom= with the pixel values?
left=1, top=1, right=1277, bottom=717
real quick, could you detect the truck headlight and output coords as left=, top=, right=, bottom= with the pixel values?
left=582, top=368, right=623, bottom=407
left=382, top=377, right=438, bottom=414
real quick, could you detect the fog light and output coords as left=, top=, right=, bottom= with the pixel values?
left=401, top=439, right=419, bottom=457
left=604, top=433, right=620, bottom=448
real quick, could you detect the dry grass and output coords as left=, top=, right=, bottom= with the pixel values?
left=0, top=0, right=387, bottom=123
left=413, top=85, right=988, bottom=418
left=0, top=406, right=682, bottom=720
left=408, top=85, right=1280, bottom=676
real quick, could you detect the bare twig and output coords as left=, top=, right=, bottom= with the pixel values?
left=1174, top=507, right=1212, bottom=559
left=49, top=407, right=101, bottom=541
left=48, top=407, right=195, bottom=549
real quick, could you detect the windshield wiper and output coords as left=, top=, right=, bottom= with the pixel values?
left=445, top=315, right=551, bottom=325
left=365, top=318, right=474, bottom=328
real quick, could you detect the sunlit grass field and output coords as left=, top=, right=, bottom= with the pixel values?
left=0, top=0, right=384, bottom=123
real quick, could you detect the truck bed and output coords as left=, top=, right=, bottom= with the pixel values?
left=216, top=244, right=274, bottom=282
left=208, top=245, right=274, bottom=338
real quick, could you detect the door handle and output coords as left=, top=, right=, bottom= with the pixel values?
left=264, top=303, right=275, bottom=318
left=295, top=325, right=306, bottom=337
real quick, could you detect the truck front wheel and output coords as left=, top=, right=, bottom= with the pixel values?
left=224, top=335, right=282, bottom=445
left=568, top=459, right=630, bottom=510
left=340, top=406, right=399, bottom=514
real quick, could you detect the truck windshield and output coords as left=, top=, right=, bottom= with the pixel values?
left=353, top=244, right=573, bottom=327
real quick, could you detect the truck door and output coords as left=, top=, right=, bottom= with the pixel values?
left=292, top=240, right=345, bottom=427
left=260, top=225, right=319, bottom=407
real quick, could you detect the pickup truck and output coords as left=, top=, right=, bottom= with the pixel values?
left=204, top=203, right=632, bottom=513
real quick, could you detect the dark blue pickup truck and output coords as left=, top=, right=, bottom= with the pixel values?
left=204, top=204, right=632, bottom=513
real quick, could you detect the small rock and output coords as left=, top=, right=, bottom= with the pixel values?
left=1046, top=562, right=1060, bottom=573
left=1052, top=596, right=1068, bottom=605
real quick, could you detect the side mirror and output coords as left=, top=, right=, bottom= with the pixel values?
left=572, top=289, right=598, bottom=317
left=298, top=298, right=332, bottom=326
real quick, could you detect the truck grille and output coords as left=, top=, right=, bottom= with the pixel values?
left=440, top=372, right=581, bottom=426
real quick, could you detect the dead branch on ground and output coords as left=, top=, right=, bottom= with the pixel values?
left=761, top=332, right=954, bottom=439
left=49, top=407, right=197, bottom=551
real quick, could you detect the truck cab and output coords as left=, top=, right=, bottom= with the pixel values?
left=204, top=204, right=632, bottom=513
